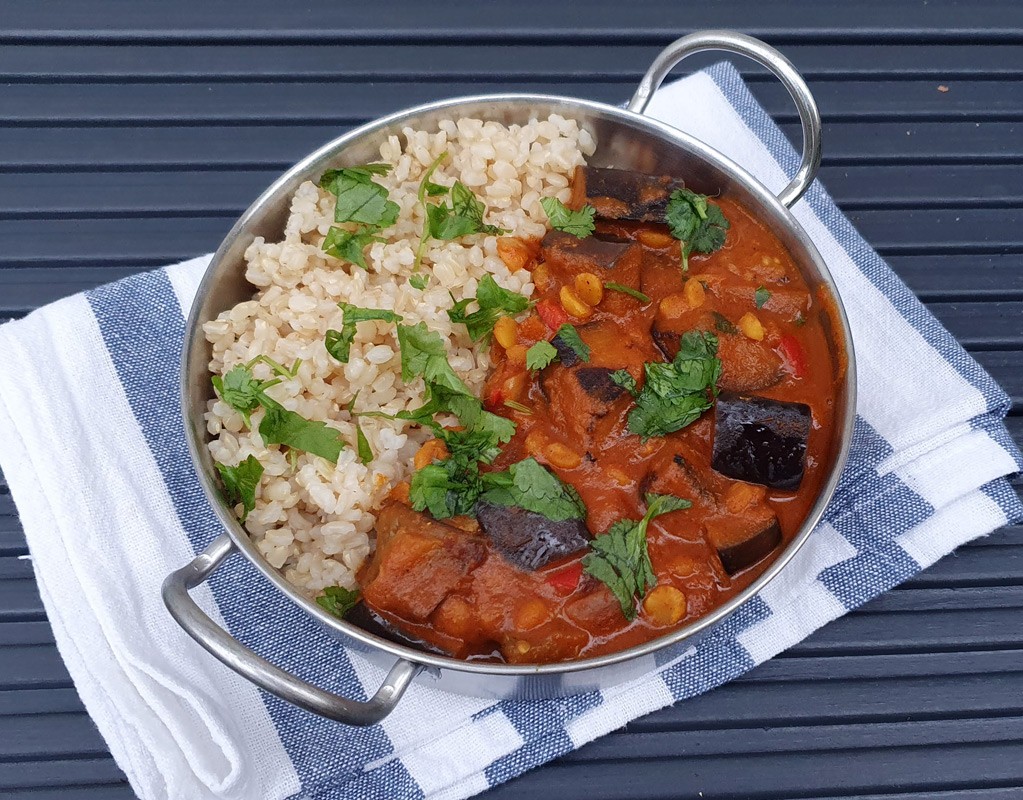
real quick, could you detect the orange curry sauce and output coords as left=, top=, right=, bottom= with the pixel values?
left=359, top=177, right=840, bottom=664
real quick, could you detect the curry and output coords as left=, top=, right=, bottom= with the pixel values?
left=351, top=165, right=840, bottom=664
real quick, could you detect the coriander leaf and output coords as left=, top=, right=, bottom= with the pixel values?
left=609, top=369, right=639, bottom=397
left=426, top=201, right=480, bottom=240
left=644, top=492, right=693, bottom=516
left=552, top=324, right=590, bottom=363
left=409, top=429, right=498, bottom=519
left=319, top=163, right=391, bottom=184
left=407, top=381, right=516, bottom=444
left=257, top=395, right=345, bottom=463
left=754, top=286, right=771, bottom=308
left=540, top=196, right=596, bottom=238
left=503, top=399, right=532, bottom=414
left=447, top=275, right=529, bottom=342
left=428, top=181, right=507, bottom=240
left=215, top=455, right=264, bottom=520
left=212, top=364, right=262, bottom=424
left=321, top=167, right=400, bottom=228
left=322, top=225, right=382, bottom=269
left=712, top=311, right=738, bottom=334
left=325, top=303, right=403, bottom=363
left=417, top=152, right=449, bottom=203
left=665, top=188, right=730, bottom=272
left=624, top=330, right=721, bottom=440
left=526, top=340, right=558, bottom=370
left=480, top=457, right=586, bottom=521
left=409, top=274, right=429, bottom=290
left=354, top=420, right=373, bottom=464
left=396, top=322, right=472, bottom=395
left=583, top=492, right=692, bottom=619
left=316, top=586, right=361, bottom=619
left=603, top=282, right=651, bottom=304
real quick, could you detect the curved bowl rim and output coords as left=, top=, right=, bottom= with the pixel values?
left=181, top=91, right=857, bottom=678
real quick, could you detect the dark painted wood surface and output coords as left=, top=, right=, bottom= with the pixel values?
left=2, top=2, right=1022, bottom=798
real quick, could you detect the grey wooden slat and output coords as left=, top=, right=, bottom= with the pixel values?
left=1, top=713, right=117, bottom=760
left=789, top=607, right=1023, bottom=655
left=0, top=580, right=44, bottom=622
left=0, top=760, right=126, bottom=791
left=0, top=646, right=72, bottom=690
left=4, top=0, right=1023, bottom=41
left=859, top=587, right=1023, bottom=613
left=2, top=80, right=1021, bottom=126
left=0, top=687, right=83, bottom=716
left=565, top=716, right=1023, bottom=760
left=745, top=648, right=1023, bottom=682
left=902, top=544, right=1023, bottom=588
left=5, top=166, right=1022, bottom=218
left=4, top=123, right=1020, bottom=171
left=926, top=302, right=1023, bottom=350
left=972, top=351, right=1023, bottom=407
left=484, top=741, right=1023, bottom=799
left=2, top=44, right=1022, bottom=80
left=0, top=622, right=54, bottom=647
left=2, top=787, right=134, bottom=800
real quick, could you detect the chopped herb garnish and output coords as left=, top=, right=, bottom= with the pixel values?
left=712, top=311, right=738, bottom=335
left=354, top=420, right=373, bottom=464
left=447, top=274, right=530, bottom=342
left=322, top=225, right=384, bottom=270
left=665, top=189, right=730, bottom=272
left=396, top=322, right=473, bottom=396
left=526, top=340, right=558, bottom=371
left=503, top=399, right=533, bottom=415
left=325, top=303, right=403, bottom=364
left=609, top=368, right=639, bottom=396
left=795, top=312, right=807, bottom=327
left=583, top=492, right=692, bottom=620
left=620, top=331, right=721, bottom=440
left=603, top=282, right=651, bottom=304
left=409, top=274, right=429, bottom=290
left=212, top=360, right=346, bottom=464
left=258, top=396, right=345, bottom=463
left=755, top=286, right=771, bottom=309
left=316, top=586, right=361, bottom=619
left=409, top=427, right=498, bottom=519
left=320, top=164, right=399, bottom=228
left=215, top=455, right=264, bottom=521
left=540, top=197, right=596, bottom=238
left=317, top=162, right=397, bottom=270
left=480, top=457, right=586, bottom=521
left=414, top=156, right=508, bottom=267
left=552, top=324, right=591, bottom=363
left=212, top=364, right=264, bottom=426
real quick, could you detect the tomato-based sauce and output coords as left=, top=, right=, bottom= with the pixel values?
left=356, top=169, right=842, bottom=664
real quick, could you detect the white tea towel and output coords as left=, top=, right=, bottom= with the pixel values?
left=1, top=62, right=1020, bottom=800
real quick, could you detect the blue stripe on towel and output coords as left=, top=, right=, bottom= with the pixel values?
left=85, top=269, right=420, bottom=800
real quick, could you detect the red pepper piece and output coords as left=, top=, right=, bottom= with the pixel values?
left=778, top=334, right=808, bottom=379
left=546, top=561, right=584, bottom=595
left=536, top=298, right=570, bottom=331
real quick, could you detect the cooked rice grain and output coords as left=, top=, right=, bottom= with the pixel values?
left=203, top=114, right=594, bottom=595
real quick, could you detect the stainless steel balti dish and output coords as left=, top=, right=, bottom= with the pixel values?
left=163, top=30, right=856, bottom=725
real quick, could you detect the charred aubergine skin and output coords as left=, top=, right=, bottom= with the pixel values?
left=476, top=502, right=589, bottom=571
left=712, top=394, right=812, bottom=491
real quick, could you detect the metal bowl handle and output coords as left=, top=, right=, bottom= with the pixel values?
left=628, top=30, right=822, bottom=208
left=161, top=534, right=421, bottom=725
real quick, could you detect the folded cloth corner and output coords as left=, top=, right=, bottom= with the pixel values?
left=0, top=62, right=1020, bottom=800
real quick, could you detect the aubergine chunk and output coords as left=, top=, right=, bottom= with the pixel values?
left=551, top=326, right=586, bottom=367
left=476, top=502, right=589, bottom=571
left=712, top=394, right=811, bottom=490
left=359, top=501, right=486, bottom=622
left=542, top=230, right=643, bottom=278
left=716, top=334, right=783, bottom=392
left=575, top=367, right=627, bottom=403
left=345, top=602, right=449, bottom=656
left=569, top=165, right=686, bottom=222
left=706, top=511, right=782, bottom=575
